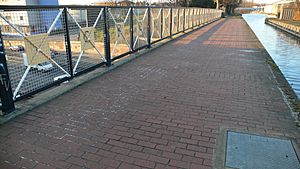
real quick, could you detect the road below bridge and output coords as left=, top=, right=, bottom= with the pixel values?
left=0, top=17, right=299, bottom=169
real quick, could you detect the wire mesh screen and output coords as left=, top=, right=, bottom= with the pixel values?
left=172, top=8, right=179, bottom=35
left=0, top=6, right=222, bottom=109
left=108, top=7, right=131, bottom=58
left=178, top=8, right=184, bottom=32
left=199, top=9, right=203, bottom=25
left=184, top=8, right=189, bottom=30
left=189, top=8, right=194, bottom=28
left=133, top=7, right=148, bottom=50
left=162, top=8, right=171, bottom=38
left=208, top=9, right=212, bottom=22
left=67, top=7, right=105, bottom=75
left=195, top=9, right=200, bottom=26
left=204, top=9, right=209, bottom=23
left=151, top=8, right=162, bottom=43
left=0, top=8, right=71, bottom=100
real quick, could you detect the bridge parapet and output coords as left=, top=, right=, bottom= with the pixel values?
left=0, top=5, right=222, bottom=115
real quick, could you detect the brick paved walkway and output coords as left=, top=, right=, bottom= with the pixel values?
left=1, top=18, right=300, bottom=169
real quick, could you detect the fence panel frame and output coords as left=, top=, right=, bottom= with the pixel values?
left=0, top=5, right=222, bottom=114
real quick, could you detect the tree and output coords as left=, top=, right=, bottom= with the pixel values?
left=164, top=0, right=177, bottom=7
left=178, top=0, right=188, bottom=7
left=216, top=0, right=242, bottom=14
left=189, top=0, right=216, bottom=8
left=106, top=0, right=119, bottom=6
left=294, top=0, right=300, bottom=21
left=296, top=0, right=300, bottom=11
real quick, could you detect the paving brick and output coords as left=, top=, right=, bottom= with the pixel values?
left=97, top=149, right=117, bottom=158
left=190, top=163, right=211, bottom=169
left=182, top=155, right=204, bottom=164
left=137, top=141, right=156, bottom=148
left=187, top=145, right=207, bottom=153
left=100, top=158, right=121, bottom=168
left=66, top=156, right=87, bottom=167
left=34, top=163, right=56, bottom=169
left=154, top=164, right=177, bottom=169
left=0, top=162, right=19, bottom=169
left=79, top=145, right=99, bottom=154
left=148, top=154, right=170, bottom=164
left=162, top=152, right=182, bottom=160
left=120, top=137, right=138, bottom=144
left=169, top=160, right=190, bottom=169
left=1, top=17, right=299, bottom=169
left=15, top=158, right=37, bottom=168
left=110, top=146, right=130, bottom=155
left=150, top=138, right=168, bottom=145
left=105, top=134, right=121, bottom=141
left=82, top=152, right=102, bottom=162
left=175, top=148, right=195, bottom=156
left=114, top=154, right=135, bottom=163
left=134, top=158, right=156, bottom=168
left=129, top=151, right=149, bottom=160
left=118, top=162, right=141, bottom=169
left=49, top=160, right=72, bottom=169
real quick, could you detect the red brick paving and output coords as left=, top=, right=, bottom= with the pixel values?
left=0, top=17, right=300, bottom=169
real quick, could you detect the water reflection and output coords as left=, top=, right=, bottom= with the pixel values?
left=243, top=14, right=300, bottom=98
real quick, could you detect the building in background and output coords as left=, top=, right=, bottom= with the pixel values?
left=0, top=0, right=60, bottom=35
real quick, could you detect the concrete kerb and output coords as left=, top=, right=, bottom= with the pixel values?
left=0, top=18, right=222, bottom=125
left=242, top=16, right=300, bottom=126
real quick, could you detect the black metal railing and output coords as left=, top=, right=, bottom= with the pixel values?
left=0, top=5, right=222, bottom=115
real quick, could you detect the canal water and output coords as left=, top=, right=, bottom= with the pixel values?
left=243, top=14, right=300, bottom=98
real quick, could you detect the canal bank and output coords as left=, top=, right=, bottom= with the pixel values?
left=265, top=18, right=300, bottom=39
left=0, top=17, right=300, bottom=169
left=243, top=14, right=300, bottom=106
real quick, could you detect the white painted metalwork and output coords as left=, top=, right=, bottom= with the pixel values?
left=133, top=8, right=148, bottom=49
left=109, top=8, right=131, bottom=56
left=151, top=8, right=162, bottom=40
left=0, top=11, right=71, bottom=99
left=172, top=9, right=179, bottom=33
left=162, top=9, right=170, bottom=37
left=67, top=8, right=106, bottom=75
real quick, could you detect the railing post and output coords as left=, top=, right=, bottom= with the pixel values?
left=183, top=8, right=185, bottom=32
left=192, top=8, right=195, bottom=28
left=103, top=7, right=111, bottom=66
left=160, top=8, right=163, bottom=39
left=130, top=7, right=134, bottom=52
left=177, top=8, right=179, bottom=32
left=147, top=7, right=151, bottom=48
left=0, top=29, right=15, bottom=115
left=63, top=7, right=74, bottom=78
left=170, top=8, right=173, bottom=38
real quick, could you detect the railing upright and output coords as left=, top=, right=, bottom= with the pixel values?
left=193, top=8, right=195, bottom=28
left=147, top=7, right=151, bottom=48
left=183, top=8, right=186, bottom=32
left=103, top=7, right=111, bottom=66
left=160, top=8, right=163, bottom=39
left=0, top=29, right=15, bottom=115
left=63, top=7, right=74, bottom=78
left=130, top=7, right=134, bottom=52
left=170, top=8, right=173, bottom=37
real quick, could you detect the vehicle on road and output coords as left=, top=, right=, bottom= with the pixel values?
left=22, top=53, right=53, bottom=71
left=9, top=45, right=24, bottom=52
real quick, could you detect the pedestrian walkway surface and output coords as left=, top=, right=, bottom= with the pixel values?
left=1, top=17, right=300, bottom=169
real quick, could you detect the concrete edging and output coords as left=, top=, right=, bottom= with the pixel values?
left=243, top=16, right=300, bottom=126
left=265, top=19, right=300, bottom=39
